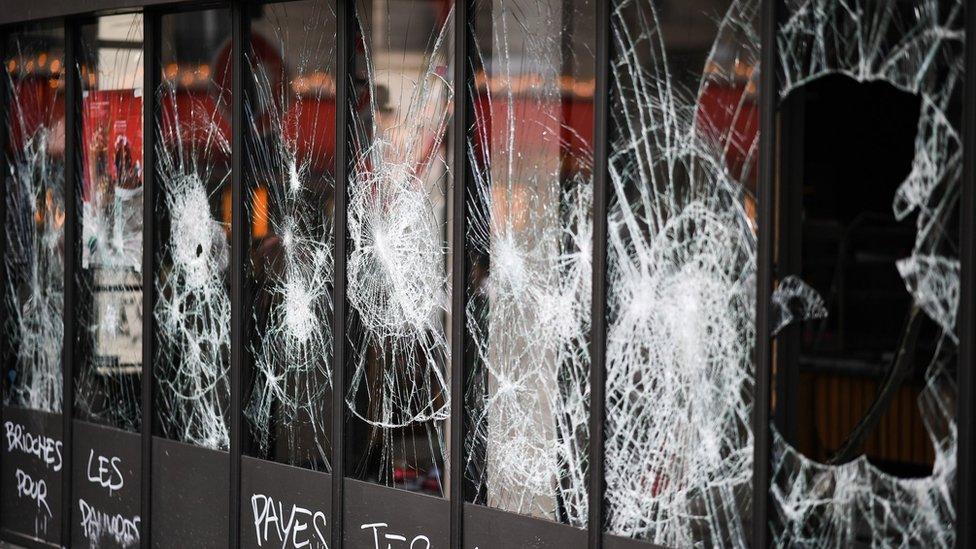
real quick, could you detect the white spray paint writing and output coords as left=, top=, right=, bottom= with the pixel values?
left=15, top=468, right=52, bottom=518
left=4, top=421, right=63, bottom=471
left=86, top=449, right=124, bottom=496
left=78, top=498, right=140, bottom=548
left=360, top=523, right=430, bottom=549
left=250, top=493, right=328, bottom=548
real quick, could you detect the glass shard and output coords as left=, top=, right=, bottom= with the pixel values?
left=770, top=275, right=827, bottom=337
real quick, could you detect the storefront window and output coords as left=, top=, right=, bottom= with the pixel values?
left=0, top=21, right=67, bottom=546
left=344, top=0, right=454, bottom=496
left=3, top=22, right=66, bottom=414
left=245, top=0, right=337, bottom=473
left=463, top=0, right=595, bottom=527
left=0, top=0, right=970, bottom=546
left=770, top=0, right=962, bottom=545
left=154, top=8, right=233, bottom=450
left=75, top=13, right=145, bottom=432
left=601, top=0, right=758, bottom=545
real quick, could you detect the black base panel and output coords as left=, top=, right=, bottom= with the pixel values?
left=604, top=533, right=670, bottom=549
left=0, top=406, right=63, bottom=546
left=0, top=527, right=60, bottom=549
left=151, top=436, right=229, bottom=548
left=71, top=420, right=141, bottom=548
left=343, top=479, right=448, bottom=548
left=463, top=503, right=586, bottom=549
left=240, top=456, right=331, bottom=549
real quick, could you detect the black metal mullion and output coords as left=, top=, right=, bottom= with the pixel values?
left=229, top=2, right=248, bottom=547
left=0, top=26, right=8, bottom=525
left=588, top=0, right=610, bottom=547
left=332, top=0, right=351, bottom=546
left=140, top=10, right=160, bottom=549
left=449, top=0, right=471, bottom=547
left=62, top=16, right=83, bottom=547
left=752, top=0, right=779, bottom=548
left=957, top=0, right=976, bottom=545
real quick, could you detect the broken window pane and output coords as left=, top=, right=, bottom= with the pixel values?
left=2, top=23, right=67, bottom=413
left=244, top=0, right=336, bottom=472
left=770, top=0, right=962, bottom=545
left=463, top=0, right=594, bottom=526
left=345, top=0, right=453, bottom=495
left=154, top=9, right=233, bottom=450
left=604, top=0, right=759, bottom=545
left=75, top=13, right=144, bottom=432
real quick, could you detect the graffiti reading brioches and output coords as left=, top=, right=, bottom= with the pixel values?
left=5, top=420, right=62, bottom=535
left=250, top=493, right=329, bottom=548
left=78, top=447, right=140, bottom=547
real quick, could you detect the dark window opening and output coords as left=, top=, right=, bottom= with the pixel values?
left=778, top=73, right=939, bottom=477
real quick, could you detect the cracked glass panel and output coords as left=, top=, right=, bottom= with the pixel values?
left=75, top=14, right=144, bottom=432
left=604, top=0, right=759, bottom=545
left=770, top=0, right=962, bottom=545
left=345, top=0, right=453, bottom=495
left=154, top=9, right=233, bottom=449
left=2, top=23, right=66, bottom=413
left=244, top=0, right=336, bottom=472
left=463, top=0, right=594, bottom=526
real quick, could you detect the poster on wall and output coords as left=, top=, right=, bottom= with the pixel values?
left=81, top=88, right=143, bottom=271
left=81, top=89, right=144, bottom=372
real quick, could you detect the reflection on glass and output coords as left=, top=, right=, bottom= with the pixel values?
left=244, top=0, right=337, bottom=472
left=75, top=13, right=144, bottom=432
left=154, top=9, right=233, bottom=450
left=604, top=0, right=758, bottom=545
left=345, top=0, right=453, bottom=495
left=463, top=0, right=594, bottom=526
left=2, top=23, right=66, bottom=413
left=770, top=0, right=961, bottom=545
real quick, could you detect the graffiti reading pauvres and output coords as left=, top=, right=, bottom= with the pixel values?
left=79, top=448, right=140, bottom=547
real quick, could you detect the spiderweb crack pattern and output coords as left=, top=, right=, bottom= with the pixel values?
left=244, top=4, right=336, bottom=471
left=345, top=3, right=453, bottom=490
left=463, top=0, right=593, bottom=526
left=154, top=74, right=233, bottom=450
left=3, top=99, right=65, bottom=413
left=602, top=0, right=760, bottom=545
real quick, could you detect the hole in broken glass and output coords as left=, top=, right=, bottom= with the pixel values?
left=778, top=74, right=937, bottom=477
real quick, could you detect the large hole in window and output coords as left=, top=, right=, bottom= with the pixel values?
left=777, top=74, right=938, bottom=477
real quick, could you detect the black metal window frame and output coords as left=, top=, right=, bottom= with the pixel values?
left=0, top=0, right=971, bottom=548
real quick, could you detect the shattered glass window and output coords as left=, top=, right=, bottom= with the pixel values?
left=244, top=0, right=336, bottom=472
left=2, top=23, right=67, bottom=413
left=769, top=0, right=962, bottom=545
left=463, top=0, right=594, bottom=526
left=154, top=9, right=233, bottom=450
left=345, top=0, right=453, bottom=495
left=604, top=0, right=759, bottom=545
left=75, top=13, right=144, bottom=432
